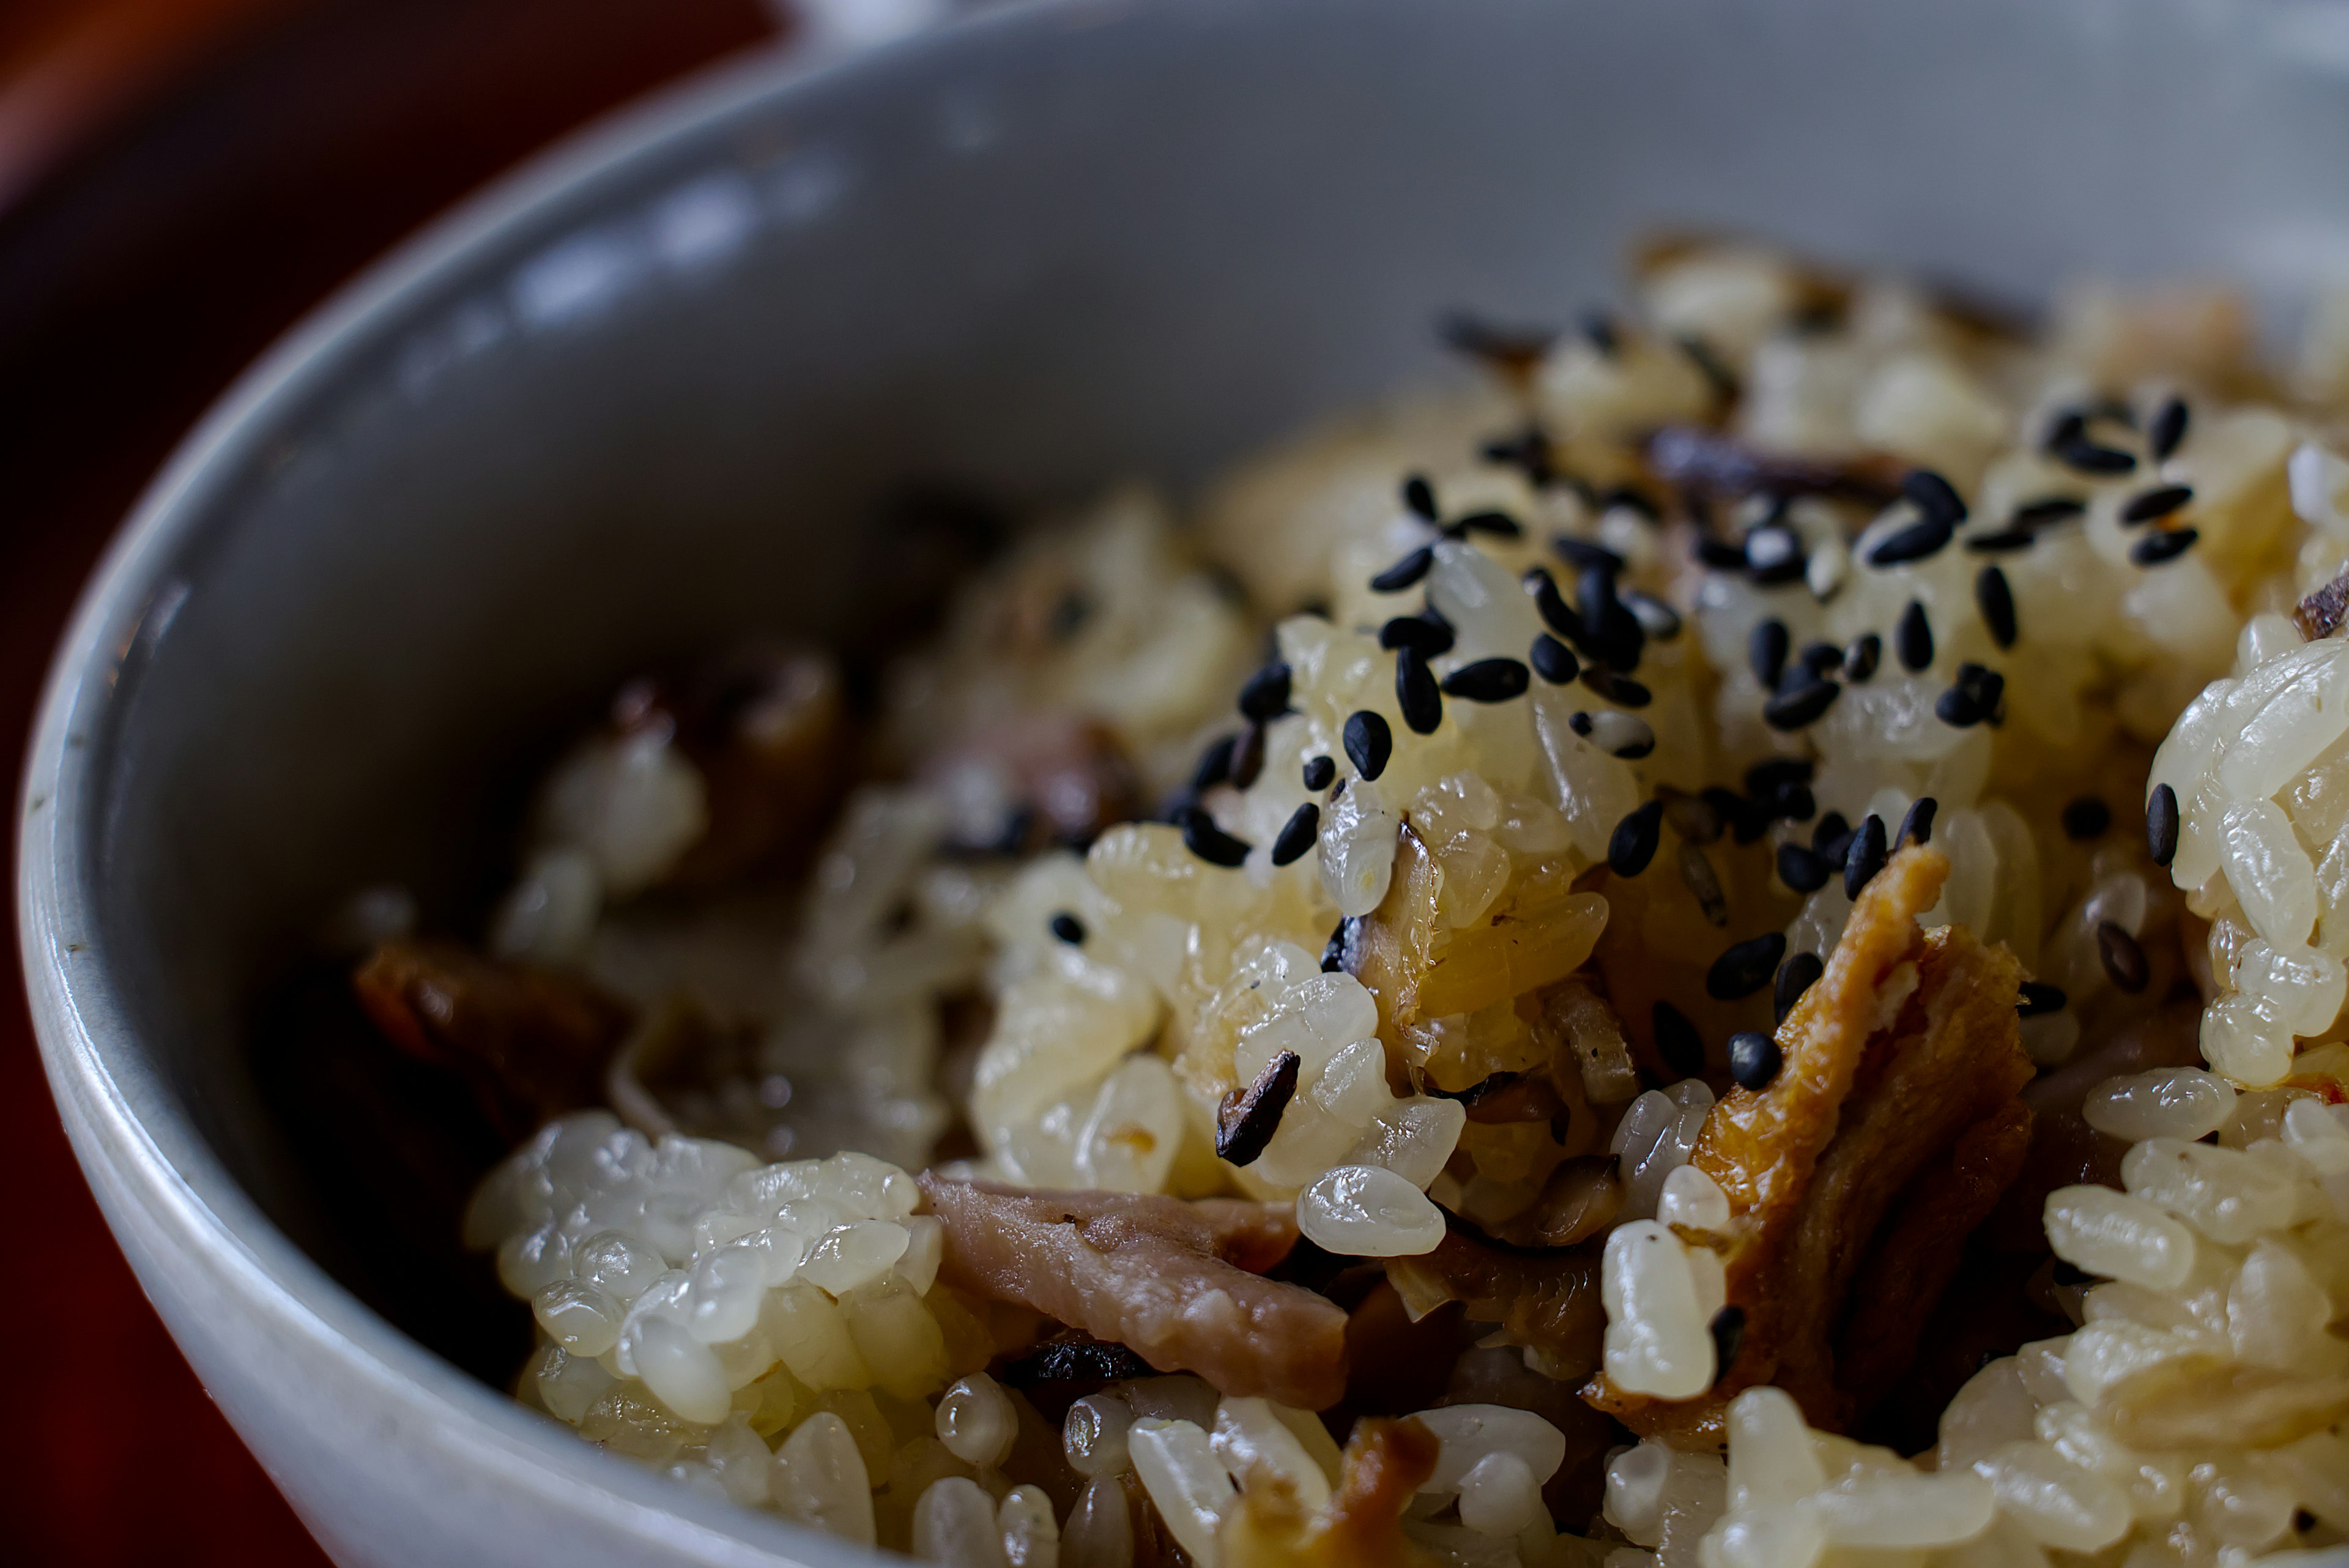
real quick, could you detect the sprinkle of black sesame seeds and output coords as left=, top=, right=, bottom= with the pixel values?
left=1191, top=734, right=1238, bottom=791
left=1322, top=916, right=1359, bottom=973
left=1745, top=524, right=1805, bottom=582
left=1680, top=843, right=1729, bottom=926
left=1775, top=951, right=1824, bottom=1024
left=1379, top=614, right=1455, bottom=657
left=1745, top=757, right=1813, bottom=795
left=1708, top=932, right=1788, bottom=1000
left=1709, top=1306, right=1746, bottom=1381
left=1181, top=807, right=1252, bottom=868
left=1609, top=800, right=1666, bottom=877
left=1530, top=634, right=1579, bottom=685
left=1553, top=535, right=1626, bottom=573
left=1776, top=842, right=1830, bottom=894
left=1441, top=657, right=1532, bottom=703
left=1896, top=600, right=1934, bottom=671
left=1843, top=813, right=1888, bottom=898
left=1750, top=619, right=1791, bottom=687
left=1050, top=912, right=1086, bottom=944
left=1696, top=537, right=1750, bottom=571
left=1935, top=662, right=2005, bottom=729
left=1625, top=592, right=1683, bottom=641
left=2097, top=921, right=2150, bottom=994
left=1764, top=675, right=1841, bottom=731
left=1216, top=1050, right=1301, bottom=1165
left=1652, top=1000, right=1706, bottom=1079
left=1727, top=1031, right=1781, bottom=1091
left=1343, top=711, right=1392, bottom=781
left=1964, top=528, right=2037, bottom=555
left=1395, top=646, right=1443, bottom=734
left=2013, top=496, right=2088, bottom=529
left=1976, top=565, right=2017, bottom=648
left=2147, top=782, right=2180, bottom=867
left=2120, top=485, right=2193, bottom=526
left=1867, top=514, right=1956, bottom=567
left=2148, top=396, right=2189, bottom=462
left=1370, top=546, right=1434, bottom=593
left=1844, top=633, right=1882, bottom=683
left=1525, top=567, right=1584, bottom=642
left=2061, top=797, right=2109, bottom=841
left=2017, top=981, right=2066, bottom=1017
left=1402, top=474, right=1439, bottom=521
left=1899, top=795, right=1939, bottom=847
left=1271, top=802, right=1320, bottom=866
left=2055, top=436, right=2137, bottom=476
left=1580, top=667, right=1652, bottom=707
left=2130, top=527, right=2199, bottom=567
left=1578, top=307, right=1621, bottom=357
left=1901, top=468, right=1967, bottom=527
left=1238, top=661, right=1293, bottom=721
left=1230, top=721, right=1266, bottom=788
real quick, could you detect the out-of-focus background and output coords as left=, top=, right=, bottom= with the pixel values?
left=0, top=3, right=960, bottom=1560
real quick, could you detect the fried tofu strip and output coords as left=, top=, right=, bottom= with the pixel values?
left=918, top=1174, right=1348, bottom=1410
left=1220, top=1417, right=1441, bottom=1568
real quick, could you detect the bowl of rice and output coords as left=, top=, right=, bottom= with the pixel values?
left=24, top=1, right=2349, bottom=1565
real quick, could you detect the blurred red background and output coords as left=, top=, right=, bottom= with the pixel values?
left=0, top=2, right=788, bottom=1560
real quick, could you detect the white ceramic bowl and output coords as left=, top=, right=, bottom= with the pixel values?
left=24, top=1, right=2349, bottom=1562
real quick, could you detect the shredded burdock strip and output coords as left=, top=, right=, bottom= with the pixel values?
left=918, top=1173, right=1348, bottom=1410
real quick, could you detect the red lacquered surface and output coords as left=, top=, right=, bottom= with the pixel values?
left=0, top=3, right=779, bottom=1559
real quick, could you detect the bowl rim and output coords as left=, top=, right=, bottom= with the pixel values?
left=15, top=2, right=1082, bottom=1561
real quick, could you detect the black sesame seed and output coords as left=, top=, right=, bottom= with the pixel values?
left=2056, top=437, right=2137, bottom=476
left=1441, top=657, right=1532, bottom=703
left=1710, top=1306, right=1746, bottom=1380
left=1868, top=515, right=1956, bottom=567
left=1764, top=677, right=1841, bottom=731
left=1302, top=754, right=1337, bottom=792
left=1579, top=667, right=1652, bottom=707
left=1402, top=474, right=1439, bottom=521
left=1626, top=592, right=1682, bottom=641
left=1001, top=1339, right=1155, bottom=1386
left=1370, top=546, right=1434, bottom=593
left=1239, top=661, right=1293, bottom=721
left=1901, top=469, right=1968, bottom=527
left=1609, top=800, right=1666, bottom=877
left=1844, top=633, right=1882, bottom=683
left=1935, top=663, right=2005, bottom=728
left=1452, top=509, right=1523, bottom=540
left=1652, top=1000, right=1707, bottom=1079
left=1191, top=734, right=1238, bottom=791
left=1322, top=916, right=1359, bottom=974
left=1569, top=711, right=1594, bottom=737
left=1379, top=615, right=1455, bottom=656
left=1898, top=795, right=1938, bottom=847
left=1579, top=565, right=1645, bottom=671
left=2295, top=1509, right=2318, bottom=1536
left=1526, top=567, right=1584, bottom=642
left=1777, top=842, right=1830, bottom=894
left=1050, top=912, right=1086, bottom=944
left=2013, top=496, right=2087, bottom=529
left=1530, top=634, right=1579, bottom=685
left=1812, top=811, right=1850, bottom=854
left=1727, top=1031, right=1782, bottom=1091
left=1775, top=951, right=1825, bottom=1024
left=2120, top=485, right=2193, bottom=526
left=1964, top=529, right=2037, bottom=555
left=2061, top=796, right=2109, bottom=841
left=1798, top=641, right=1844, bottom=676
left=2017, top=981, right=2067, bottom=1018
left=1744, top=524, right=1804, bottom=580
left=2147, top=782, right=2180, bottom=867
left=1553, top=535, right=1626, bottom=573
left=1181, top=807, right=1252, bottom=868
left=1269, top=803, right=1320, bottom=866
left=1843, top=814, right=1888, bottom=898
left=2148, top=396, right=2189, bottom=463
left=1896, top=600, right=1934, bottom=671
left=2130, top=527, right=2198, bottom=567
left=1396, top=647, right=1443, bottom=734
left=1750, top=619, right=1791, bottom=687
left=1343, top=711, right=1392, bottom=781
left=1217, top=1050, right=1301, bottom=1165
left=2097, top=922, right=2150, bottom=994
left=1976, top=565, right=2017, bottom=648
left=1230, top=721, right=1266, bottom=789
left=1578, top=308, right=1621, bottom=357
left=1696, top=537, right=1750, bottom=571
left=1745, top=757, right=1814, bottom=795
left=1708, top=932, right=1788, bottom=1000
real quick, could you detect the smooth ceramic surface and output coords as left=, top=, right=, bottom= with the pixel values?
left=26, top=1, right=2349, bottom=1562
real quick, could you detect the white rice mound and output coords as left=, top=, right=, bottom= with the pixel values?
left=461, top=242, right=2349, bottom=1568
